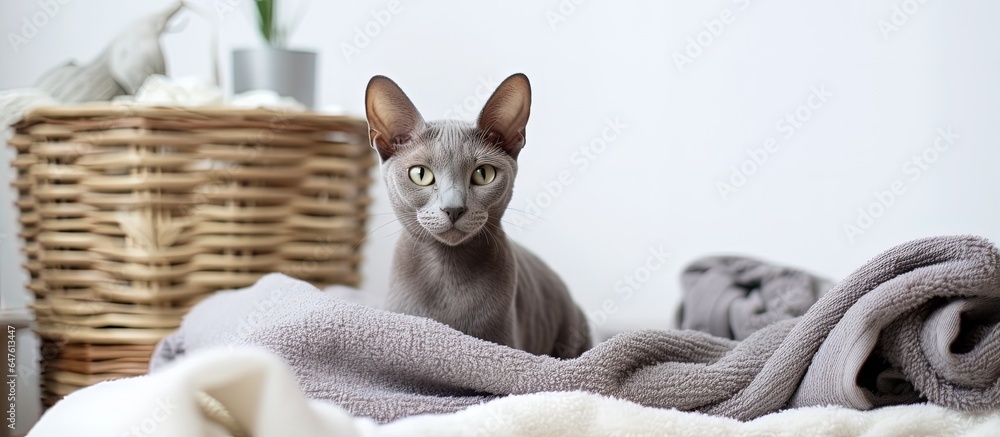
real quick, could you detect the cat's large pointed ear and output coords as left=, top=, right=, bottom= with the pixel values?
left=365, top=75, right=426, bottom=161
left=477, top=73, right=531, bottom=159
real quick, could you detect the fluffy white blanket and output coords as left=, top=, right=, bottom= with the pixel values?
left=29, top=348, right=1000, bottom=437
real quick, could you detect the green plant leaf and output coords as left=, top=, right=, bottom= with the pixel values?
left=255, top=0, right=275, bottom=46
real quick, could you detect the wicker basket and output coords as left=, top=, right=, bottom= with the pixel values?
left=8, top=104, right=375, bottom=405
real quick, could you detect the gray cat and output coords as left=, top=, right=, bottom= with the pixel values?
left=364, top=73, right=591, bottom=358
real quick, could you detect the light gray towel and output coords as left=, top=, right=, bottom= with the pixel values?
left=679, top=256, right=836, bottom=340
left=150, top=235, right=1000, bottom=423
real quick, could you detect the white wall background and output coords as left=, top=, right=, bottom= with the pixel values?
left=2, top=0, right=999, bottom=430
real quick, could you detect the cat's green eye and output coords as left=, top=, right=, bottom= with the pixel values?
left=471, top=165, right=496, bottom=185
left=408, top=165, right=435, bottom=186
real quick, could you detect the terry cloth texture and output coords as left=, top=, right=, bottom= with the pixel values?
left=151, top=235, right=1000, bottom=423
left=679, top=256, right=836, bottom=340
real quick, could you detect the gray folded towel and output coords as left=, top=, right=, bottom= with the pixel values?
left=151, top=235, right=1000, bottom=423
left=678, top=256, right=836, bottom=340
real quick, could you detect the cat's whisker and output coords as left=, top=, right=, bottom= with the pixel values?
left=394, top=216, right=433, bottom=246
left=495, top=223, right=512, bottom=239
left=479, top=224, right=494, bottom=249
left=498, top=218, right=525, bottom=232
left=504, top=207, right=550, bottom=223
left=412, top=226, right=434, bottom=246
left=493, top=226, right=510, bottom=247
left=367, top=73, right=591, bottom=357
left=484, top=225, right=502, bottom=249
left=381, top=227, right=407, bottom=240
left=355, top=218, right=405, bottom=248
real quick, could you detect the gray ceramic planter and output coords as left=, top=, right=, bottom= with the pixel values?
left=232, top=48, right=317, bottom=108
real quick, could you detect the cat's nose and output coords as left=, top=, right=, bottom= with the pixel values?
left=441, top=206, right=466, bottom=223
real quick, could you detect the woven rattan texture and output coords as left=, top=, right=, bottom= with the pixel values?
left=9, top=104, right=375, bottom=404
